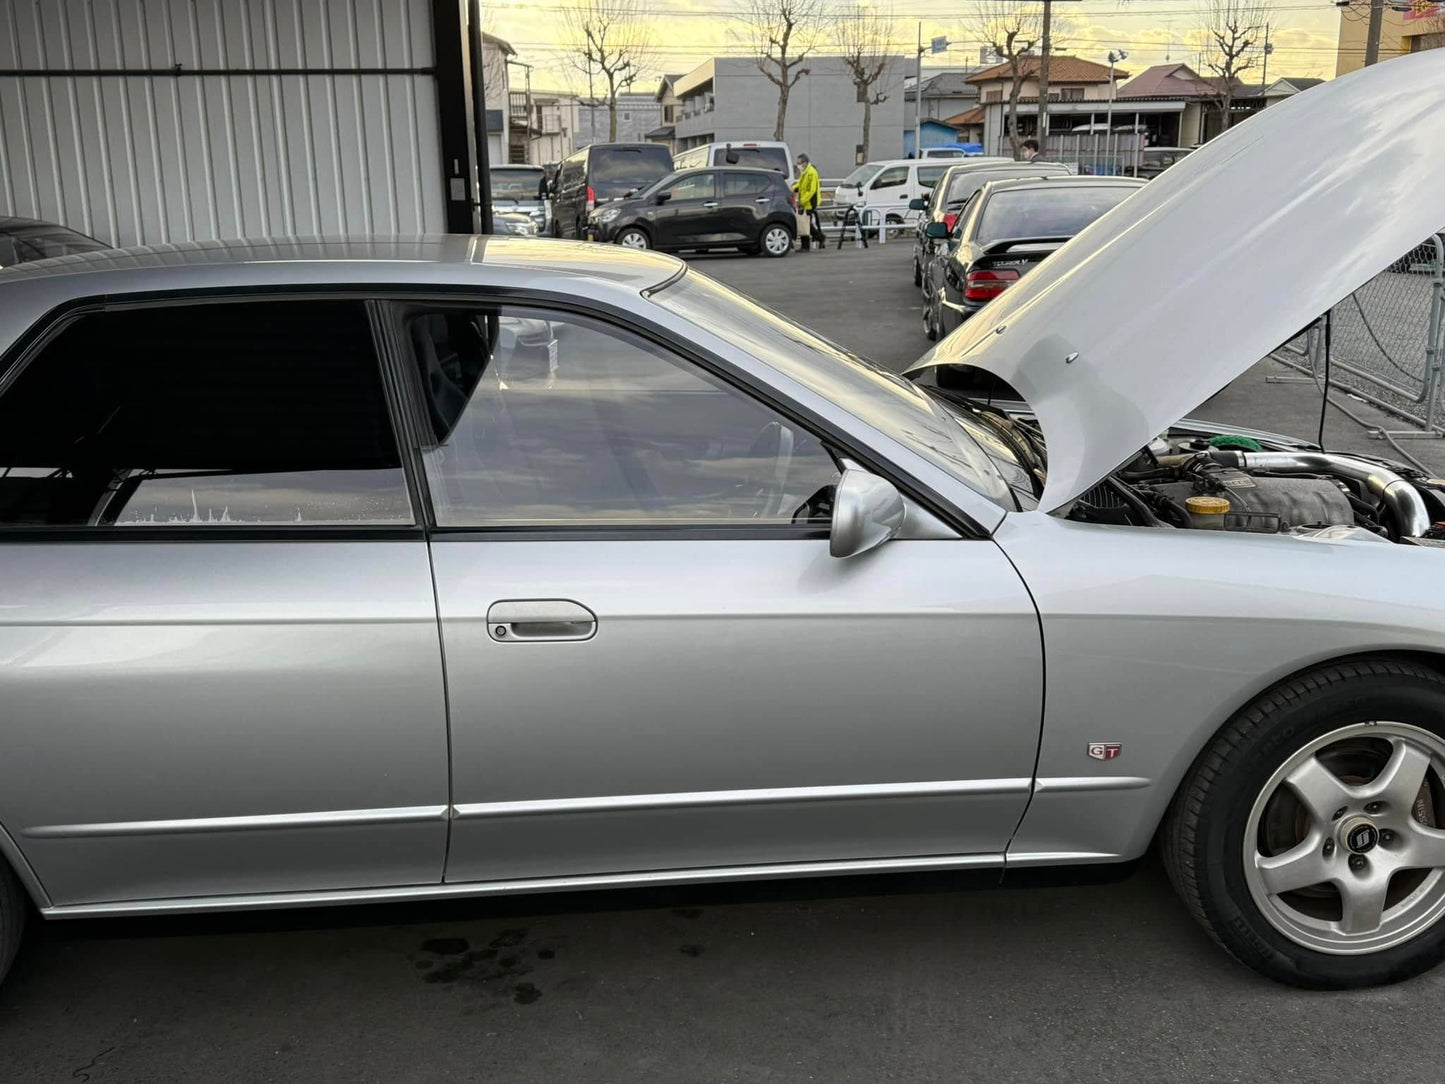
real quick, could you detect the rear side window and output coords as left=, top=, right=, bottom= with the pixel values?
left=917, top=166, right=948, bottom=188
left=589, top=145, right=675, bottom=198
left=713, top=146, right=790, bottom=174
left=723, top=172, right=773, bottom=197
left=0, top=300, right=412, bottom=527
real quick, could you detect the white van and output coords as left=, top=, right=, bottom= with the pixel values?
left=672, top=141, right=795, bottom=185
left=830, top=157, right=1006, bottom=224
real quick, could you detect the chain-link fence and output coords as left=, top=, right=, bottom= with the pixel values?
left=1273, top=234, right=1445, bottom=437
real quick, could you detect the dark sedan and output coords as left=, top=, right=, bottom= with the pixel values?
left=922, top=176, right=1145, bottom=341
left=0, top=216, right=109, bottom=267
left=588, top=167, right=797, bottom=258
left=909, top=160, right=1072, bottom=291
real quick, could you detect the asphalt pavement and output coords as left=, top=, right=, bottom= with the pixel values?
left=3, top=241, right=1444, bottom=1083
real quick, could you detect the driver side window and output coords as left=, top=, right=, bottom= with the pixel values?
left=404, top=306, right=840, bottom=528
left=667, top=173, right=716, bottom=201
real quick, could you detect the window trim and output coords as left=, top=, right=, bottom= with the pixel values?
left=0, top=283, right=989, bottom=542
left=0, top=292, right=425, bottom=541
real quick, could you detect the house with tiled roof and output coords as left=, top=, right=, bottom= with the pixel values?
left=1115, top=63, right=1267, bottom=146
left=965, top=54, right=1132, bottom=159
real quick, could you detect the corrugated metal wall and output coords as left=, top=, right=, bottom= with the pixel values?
left=0, top=0, right=445, bottom=247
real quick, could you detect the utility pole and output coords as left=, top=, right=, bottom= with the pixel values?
left=1260, top=24, right=1272, bottom=88
left=915, top=22, right=923, bottom=159
left=1038, top=0, right=1053, bottom=153
left=1364, top=0, right=1386, bottom=65
left=1106, top=50, right=1126, bottom=175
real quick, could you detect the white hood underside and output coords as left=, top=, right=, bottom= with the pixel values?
left=906, top=51, right=1445, bottom=513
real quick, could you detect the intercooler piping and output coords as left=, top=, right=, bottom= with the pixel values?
left=1208, top=448, right=1431, bottom=538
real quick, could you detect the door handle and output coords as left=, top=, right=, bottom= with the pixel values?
left=754, top=197, right=770, bottom=203
left=487, top=599, right=596, bottom=642
left=702, top=201, right=719, bottom=208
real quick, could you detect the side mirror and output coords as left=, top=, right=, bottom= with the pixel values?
left=908, top=197, right=927, bottom=211
left=654, top=191, right=671, bottom=204
left=830, top=467, right=905, bottom=559
left=925, top=222, right=949, bottom=239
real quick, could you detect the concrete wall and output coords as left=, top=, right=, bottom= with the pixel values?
left=673, top=57, right=908, bottom=178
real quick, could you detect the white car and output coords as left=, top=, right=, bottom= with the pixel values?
left=832, top=158, right=1000, bottom=228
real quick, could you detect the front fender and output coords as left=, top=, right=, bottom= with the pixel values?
left=994, top=513, right=1445, bottom=865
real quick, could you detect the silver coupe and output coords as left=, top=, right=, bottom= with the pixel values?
left=0, top=53, right=1443, bottom=990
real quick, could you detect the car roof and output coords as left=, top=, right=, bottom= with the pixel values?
left=0, top=235, right=684, bottom=355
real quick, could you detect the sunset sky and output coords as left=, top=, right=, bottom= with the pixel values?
left=482, top=0, right=1348, bottom=95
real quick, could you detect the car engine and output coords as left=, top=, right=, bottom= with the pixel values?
left=1069, top=433, right=1445, bottom=544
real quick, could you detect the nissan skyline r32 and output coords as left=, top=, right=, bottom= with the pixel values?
left=0, top=52, right=1442, bottom=991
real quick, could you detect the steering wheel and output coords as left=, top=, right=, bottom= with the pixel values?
left=744, top=421, right=795, bottom=519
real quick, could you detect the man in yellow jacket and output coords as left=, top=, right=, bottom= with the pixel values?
left=793, top=153, right=825, bottom=251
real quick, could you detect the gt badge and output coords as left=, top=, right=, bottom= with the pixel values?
left=1088, top=742, right=1122, bottom=761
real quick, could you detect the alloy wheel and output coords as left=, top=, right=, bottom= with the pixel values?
left=618, top=229, right=649, bottom=250
left=763, top=226, right=792, bottom=256
left=1244, top=721, right=1445, bottom=955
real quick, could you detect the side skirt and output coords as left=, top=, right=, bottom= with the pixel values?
left=38, top=850, right=1122, bottom=920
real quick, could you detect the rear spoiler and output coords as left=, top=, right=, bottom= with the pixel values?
left=980, top=237, right=1073, bottom=256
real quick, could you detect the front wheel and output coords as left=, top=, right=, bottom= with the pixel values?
left=616, top=228, right=650, bottom=250
left=760, top=224, right=793, bottom=258
left=1164, top=658, right=1445, bottom=988
left=913, top=257, right=923, bottom=287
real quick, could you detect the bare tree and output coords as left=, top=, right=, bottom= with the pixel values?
left=831, top=5, right=897, bottom=162
left=1197, top=0, right=1272, bottom=134
left=562, top=0, right=655, bottom=141
left=967, top=1, right=1044, bottom=158
left=740, top=0, right=826, bottom=141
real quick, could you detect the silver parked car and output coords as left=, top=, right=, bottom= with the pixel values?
left=0, top=53, right=1442, bottom=992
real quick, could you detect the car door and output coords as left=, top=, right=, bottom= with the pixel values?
left=655, top=171, right=720, bottom=247
left=0, top=297, right=449, bottom=908
left=389, top=300, right=1043, bottom=886
left=721, top=171, right=771, bottom=242
left=868, top=165, right=911, bottom=215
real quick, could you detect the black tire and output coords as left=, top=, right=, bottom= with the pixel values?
left=1163, top=657, right=1445, bottom=988
left=0, top=859, right=25, bottom=987
left=913, top=257, right=923, bottom=287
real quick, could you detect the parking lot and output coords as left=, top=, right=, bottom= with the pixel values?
left=4, top=242, right=1445, bottom=1084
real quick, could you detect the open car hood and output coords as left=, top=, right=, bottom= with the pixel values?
left=906, top=51, right=1445, bottom=513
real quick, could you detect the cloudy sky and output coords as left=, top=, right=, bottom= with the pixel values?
left=484, top=0, right=1347, bottom=94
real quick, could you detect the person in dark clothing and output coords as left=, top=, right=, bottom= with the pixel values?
left=1020, top=138, right=1043, bottom=162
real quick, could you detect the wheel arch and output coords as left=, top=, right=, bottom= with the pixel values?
left=0, top=817, right=50, bottom=910
left=1150, top=647, right=1445, bottom=843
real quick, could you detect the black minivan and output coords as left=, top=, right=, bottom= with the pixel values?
left=551, top=143, right=675, bottom=240
left=589, top=168, right=797, bottom=258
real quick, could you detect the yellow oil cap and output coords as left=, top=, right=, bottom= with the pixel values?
left=1185, top=495, right=1231, bottom=515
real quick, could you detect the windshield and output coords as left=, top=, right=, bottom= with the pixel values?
left=490, top=168, right=544, bottom=200
left=590, top=145, right=675, bottom=199
left=977, top=185, right=1137, bottom=242
left=651, top=270, right=1019, bottom=510
left=716, top=146, right=789, bottom=173
left=840, top=164, right=882, bottom=189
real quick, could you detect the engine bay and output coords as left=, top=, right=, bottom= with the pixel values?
left=1067, top=433, right=1445, bottom=544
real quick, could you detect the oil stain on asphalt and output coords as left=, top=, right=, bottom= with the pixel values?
left=415, top=928, right=551, bottom=1004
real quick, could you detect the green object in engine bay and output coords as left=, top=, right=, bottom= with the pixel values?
left=1206, top=434, right=1264, bottom=452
